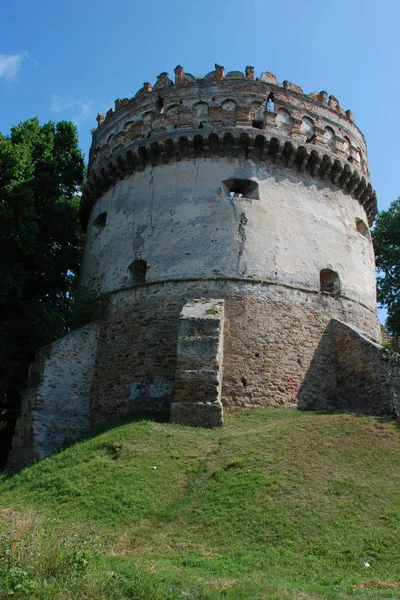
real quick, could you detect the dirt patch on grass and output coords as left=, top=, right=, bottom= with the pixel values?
left=357, top=579, right=400, bottom=589
left=198, top=578, right=236, bottom=590
left=109, top=532, right=213, bottom=558
left=0, top=508, right=39, bottom=535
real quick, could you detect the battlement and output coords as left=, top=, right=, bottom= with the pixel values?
left=81, top=65, right=376, bottom=228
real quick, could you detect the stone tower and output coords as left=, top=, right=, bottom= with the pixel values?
left=8, top=65, right=400, bottom=467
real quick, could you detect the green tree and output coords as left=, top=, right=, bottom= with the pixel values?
left=372, top=197, right=400, bottom=335
left=0, top=117, right=85, bottom=459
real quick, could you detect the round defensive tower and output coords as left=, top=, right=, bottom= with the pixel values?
left=80, top=64, right=379, bottom=423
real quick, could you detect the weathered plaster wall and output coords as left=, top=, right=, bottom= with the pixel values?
left=7, top=324, right=99, bottom=468
left=81, top=159, right=377, bottom=318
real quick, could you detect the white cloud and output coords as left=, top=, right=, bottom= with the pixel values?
left=50, top=94, right=94, bottom=126
left=0, top=52, right=26, bottom=81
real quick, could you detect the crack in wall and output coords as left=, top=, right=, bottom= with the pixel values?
left=145, top=166, right=156, bottom=237
left=230, top=197, right=248, bottom=272
left=237, top=212, right=248, bottom=272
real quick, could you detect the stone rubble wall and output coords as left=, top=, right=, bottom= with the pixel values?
left=171, top=299, right=224, bottom=427
left=299, top=319, right=400, bottom=417
left=7, top=301, right=400, bottom=467
left=7, top=324, right=99, bottom=468
left=331, top=319, right=400, bottom=417
left=88, top=281, right=380, bottom=421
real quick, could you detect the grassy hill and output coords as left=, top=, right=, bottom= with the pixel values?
left=0, top=408, right=399, bottom=599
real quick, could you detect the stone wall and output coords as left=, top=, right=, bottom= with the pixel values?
left=8, top=291, right=400, bottom=467
left=88, top=280, right=380, bottom=420
left=7, top=324, right=99, bottom=468
left=331, top=320, right=400, bottom=417
left=300, top=319, right=400, bottom=417
left=171, top=298, right=224, bottom=427
left=89, top=289, right=179, bottom=422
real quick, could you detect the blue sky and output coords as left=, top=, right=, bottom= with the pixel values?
left=1, top=0, right=398, bottom=320
left=2, top=0, right=398, bottom=211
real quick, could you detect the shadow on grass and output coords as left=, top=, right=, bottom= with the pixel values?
left=1, top=410, right=171, bottom=478
left=81, top=409, right=171, bottom=440
left=3, top=406, right=398, bottom=479
left=299, top=406, right=400, bottom=429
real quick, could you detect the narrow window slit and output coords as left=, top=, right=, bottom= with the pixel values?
left=355, top=218, right=369, bottom=238
left=266, top=92, right=275, bottom=111
left=156, top=97, right=164, bottom=114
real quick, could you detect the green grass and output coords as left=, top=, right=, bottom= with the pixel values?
left=0, top=408, right=399, bottom=599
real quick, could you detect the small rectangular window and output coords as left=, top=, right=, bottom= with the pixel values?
left=93, top=212, right=107, bottom=228
left=128, top=259, right=147, bottom=285
left=320, top=269, right=340, bottom=294
left=222, top=179, right=259, bottom=199
left=252, top=120, right=264, bottom=130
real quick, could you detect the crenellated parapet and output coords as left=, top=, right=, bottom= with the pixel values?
left=81, top=64, right=376, bottom=228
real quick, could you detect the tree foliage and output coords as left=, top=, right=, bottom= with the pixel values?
left=0, top=117, right=85, bottom=438
left=372, top=197, right=400, bottom=335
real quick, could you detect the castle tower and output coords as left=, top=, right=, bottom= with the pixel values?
left=80, top=64, right=379, bottom=425
left=12, top=64, right=400, bottom=468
